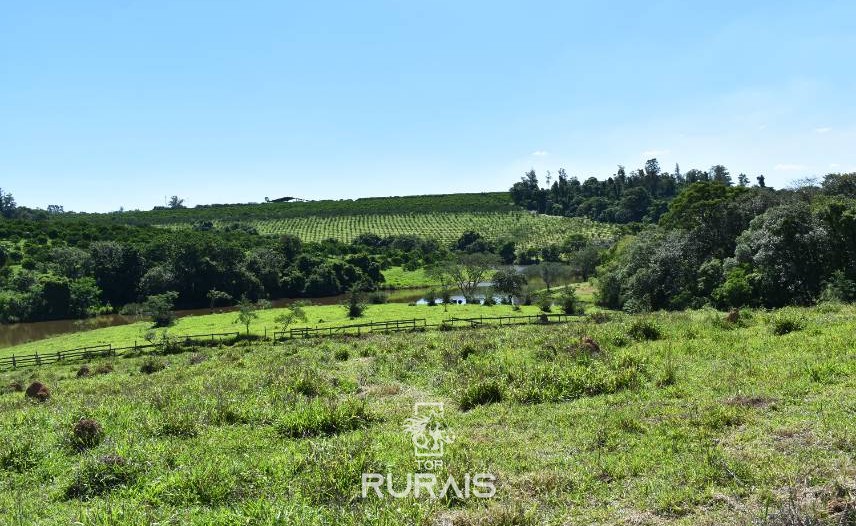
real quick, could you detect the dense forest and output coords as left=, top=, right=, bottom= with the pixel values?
left=510, top=159, right=765, bottom=223
left=508, top=163, right=856, bottom=310
left=0, top=197, right=451, bottom=322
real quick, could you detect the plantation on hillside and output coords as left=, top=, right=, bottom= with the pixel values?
left=52, top=192, right=517, bottom=225
left=161, top=212, right=618, bottom=247
left=1, top=305, right=854, bottom=524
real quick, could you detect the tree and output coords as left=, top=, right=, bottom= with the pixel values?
left=524, top=262, right=571, bottom=292
left=234, top=295, right=268, bottom=334
left=278, top=234, right=303, bottom=262
left=344, top=284, right=369, bottom=318
left=568, top=245, right=600, bottom=280
left=447, top=253, right=498, bottom=302
left=492, top=268, right=526, bottom=303
left=454, top=231, right=492, bottom=253
left=46, top=204, right=64, bottom=214
left=0, top=188, right=16, bottom=218
left=559, top=286, right=583, bottom=315
left=497, top=240, right=516, bottom=265
left=821, top=172, right=856, bottom=198
left=734, top=203, right=829, bottom=306
left=168, top=196, right=185, bottom=209
left=426, top=262, right=456, bottom=312
left=710, top=165, right=732, bottom=185
left=756, top=175, right=766, bottom=188
left=142, top=291, right=179, bottom=328
left=275, top=300, right=309, bottom=330
left=737, top=173, right=749, bottom=187
left=206, top=288, right=233, bottom=311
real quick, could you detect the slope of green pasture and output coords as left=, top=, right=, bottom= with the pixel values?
left=1, top=305, right=854, bottom=524
left=0, top=303, right=544, bottom=358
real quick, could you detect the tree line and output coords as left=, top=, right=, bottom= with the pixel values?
left=510, top=159, right=767, bottom=223
left=595, top=173, right=856, bottom=310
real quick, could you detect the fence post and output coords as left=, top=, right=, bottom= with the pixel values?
left=12, top=355, right=16, bottom=369
left=35, top=353, right=40, bottom=366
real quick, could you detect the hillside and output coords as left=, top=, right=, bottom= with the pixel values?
left=1, top=305, right=854, bottom=524
left=57, top=192, right=518, bottom=224
left=44, top=191, right=619, bottom=248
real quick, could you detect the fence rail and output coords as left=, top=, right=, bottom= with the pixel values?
left=0, top=332, right=241, bottom=371
left=1, top=315, right=576, bottom=371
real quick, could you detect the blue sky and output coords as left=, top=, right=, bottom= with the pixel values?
left=1, top=1, right=854, bottom=212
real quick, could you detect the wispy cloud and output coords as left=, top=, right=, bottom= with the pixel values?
left=830, top=163, right=841, bottom=168
left=814, top=127, right=832, bottom=134
left=642, top=149, right=669, bottom=157
left=530, top=150, right=548, bottom=157
left=774, top=163, right=808, bottom=172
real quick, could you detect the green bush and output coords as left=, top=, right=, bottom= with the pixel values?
left=65, top=454, right=137, bottom=500
left=460, top=381, right=503, bottom=411
left=628, top=318, right=662, bottom=341
left=771, top=313, right=804, bottom=335
left=560, top=287, right=584, bottom=315
left=334, top=348, right=350, bottom=361
left=278, top=399, right=373, bottom=438
left=139, top=357, right=166, bottom=374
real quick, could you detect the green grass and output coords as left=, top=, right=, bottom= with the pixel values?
left=0, top=302, right=545, bottom=358
left=0, top=305, right=854, bottom=524
left=380, top=266, right=438, bottom=288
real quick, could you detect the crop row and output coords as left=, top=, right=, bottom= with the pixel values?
left=165, top=212, right=619, bottom=248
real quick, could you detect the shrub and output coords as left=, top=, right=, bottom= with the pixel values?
left=76, top=366, right=92, bottom=378
left=460, top=381, right=503, bottom=411
left=289, top=370, right=328, bottom=398
left=820, top=270, right=856, bottom=303
left=278, top=399, right=373, bottom=438
left=65, top=454, right=136, bottom=500
left=334, top=348, right=350, bottom=361
left=139, top=358, right=166, bottom=375
left=71, top=419, right=104, bottom=451
left=560, top=287, right=584, bottom=315
left=0, top=439, right=44, bottom=473
left=771, top=313, right=804, bottom=335
left=537, top=293, right=552, bottom=313
left=628, top=319, right=662, bottom=341
left=482, top=295, right=496, bottom=306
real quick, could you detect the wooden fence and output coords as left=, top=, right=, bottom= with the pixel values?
left=0, top=332, right=240, bottom=371
left=273, top=318, right=428, bottom=340
left=1, top=313, right=577, bottom=371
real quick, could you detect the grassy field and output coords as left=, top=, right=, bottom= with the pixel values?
left=380, top=266, right=437, bottom=289
left=0, top=305, right=854, bottom=524
left=0, top=303, right=546, bottom=359
left=160, top=212, right=619, bottom=248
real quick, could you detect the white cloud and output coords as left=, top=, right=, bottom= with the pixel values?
left=642, top=149, right=669, bottom=157
left=814, top=127, right=832, bottom=134
left=530, top=150, right=548, bottom=157
left=774, top=163, right=808, bottom=172
left=830, top=163, right=841, bottom=168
